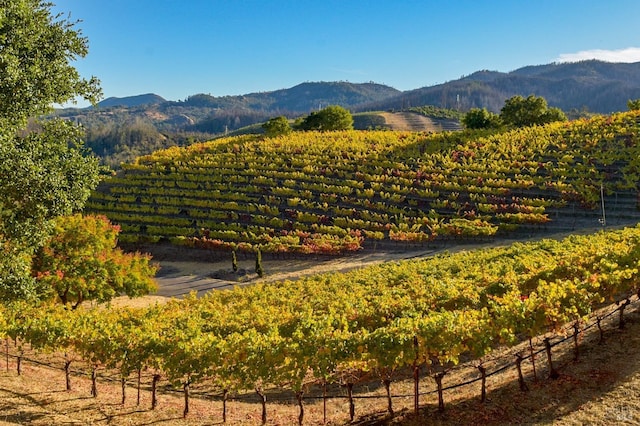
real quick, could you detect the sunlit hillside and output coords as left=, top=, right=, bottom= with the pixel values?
left=86, top=111, right=640, bottom=255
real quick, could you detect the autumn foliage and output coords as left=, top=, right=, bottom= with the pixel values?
left=32, top=214, right=157, bottom=308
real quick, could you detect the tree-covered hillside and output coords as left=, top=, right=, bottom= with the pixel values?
left=359, top=60, right=640, bottom=114
left=57, top=61, right=640, bottom=168
left=56, top=82, right=401, bottom=167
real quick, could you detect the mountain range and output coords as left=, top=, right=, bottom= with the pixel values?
left=56, top=60, right=640, bottom=167
left=366, top=60, right=640, bottom=113
left=87, top=59, right=640, bottom=114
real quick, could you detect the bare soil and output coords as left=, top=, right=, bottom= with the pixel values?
left=379, top=112, right=460, bottom=132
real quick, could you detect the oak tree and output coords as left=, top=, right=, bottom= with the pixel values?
left=499, top=95, right=566, bottom=128
left=0, top=0, right=102, bottom=300
left=262, top=116, right=292, bottom=137
left=462, top=107, right=501, bottom=129
left=298, top=105, right=354, bottom=131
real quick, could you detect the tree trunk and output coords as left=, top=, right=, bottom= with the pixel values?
left=91, top=366, right=98, bottom=397
left=136, top=368, right=141, bottom=406
left=151, top=374, right=160, bottom=410
left=515, top=353, right=528, bottom=391
left=5, top=338, right=8, bottom=372
left=529, top=338, right=537, bottom=381
left=256, top=388, right=267, bottom=425
left=413, top=364, right=420, bottom=415
left=296, top=390, right=304, bottom=425
left=16, top=354, right=21, bottom=376
left=121, top=377, right=126, bottom=405
left=573, top=321, right=580, bottom=361
left=183, top=381, right=190, bottom=418
left=64, top=358, right=72, bottom=391
left=478, top=365, right=487, bottom=402
left=597, top=316, right=605, bottom=344
left=222, top=389, right=229, bottom=423
left=322, top=382, right=327, bottom=425
left=544, top=338, right=559, bottom=379
left=383, top=378, right=393, bottom=416
left=619, top=298, right=630, bottom=329
left=346, top=383, right=355, bottom=423
left=413, top=335, right=420, bottom=416
left=434, top=372, right=446, bottom=412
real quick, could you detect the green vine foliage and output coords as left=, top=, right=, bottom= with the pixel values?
left=3, top=226, right=640, bottom=405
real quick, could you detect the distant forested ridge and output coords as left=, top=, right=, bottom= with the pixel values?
left=361, top=60, right=640, bottom=114
left=55, top=61, right=640, bottom=166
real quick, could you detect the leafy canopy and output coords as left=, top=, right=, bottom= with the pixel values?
left=462, top=107, right=501, bottom=129
left=0, top=0, right=101, bottom=130
left=628, top=99, right=640, bottom=111
left=0, top=0, right=103, bottom=301
left=499, top=95, right=567, bottom=128
left=298, top=105, right=354, bottom=131
left=32, top=214, right=157, bottom=308
left=262, top=116, right=292, bottom=137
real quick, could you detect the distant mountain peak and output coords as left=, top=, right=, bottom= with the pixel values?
left=97, top=93, right=166, bottom=108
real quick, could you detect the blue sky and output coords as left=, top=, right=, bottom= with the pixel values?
left=53, top=0, right=640, bottom=105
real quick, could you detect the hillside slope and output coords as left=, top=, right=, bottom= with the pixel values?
left=379, top=111, right=461, bottom=132
left=56, top=61, right=640, bottom=167
left=86, top=111, right=640, bottom=255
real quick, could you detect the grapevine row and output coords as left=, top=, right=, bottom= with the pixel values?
left=3, top=226, right=640, bottom=422
left=87, top=112, right=640, bottom=252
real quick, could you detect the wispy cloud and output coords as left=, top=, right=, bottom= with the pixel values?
left=555, top=47, right=640, bottom=63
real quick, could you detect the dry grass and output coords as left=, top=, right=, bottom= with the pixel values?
left=1, top=300, right=640, bottom=425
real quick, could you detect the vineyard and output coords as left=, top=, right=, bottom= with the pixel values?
left=3, top=226, right=640, bottom=424
left=86, top=110, right=640, bottom=255
left=12, top=2, right=640, bottom=424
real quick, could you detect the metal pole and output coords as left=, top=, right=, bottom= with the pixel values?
left=599, top=184, right=606, bottom=227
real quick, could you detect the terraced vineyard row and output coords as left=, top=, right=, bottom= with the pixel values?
left=86, top=111, right=640, bottom=253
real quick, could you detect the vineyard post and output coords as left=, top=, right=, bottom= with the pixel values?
left=543, top=338, right=559, bottom=379
left=5, top=338, right=8, bottom=372
left=515, top=353, right=528, bottom=391
left=477, top=364, right=486, bottom=402
left=121, top=377, right=127, bottom=405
